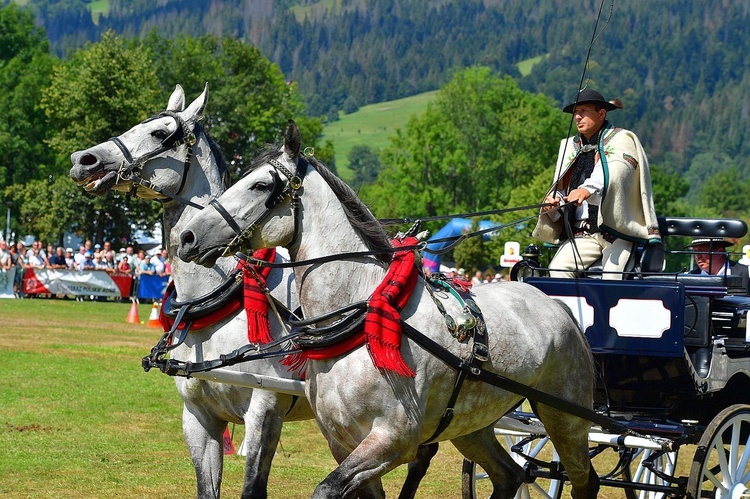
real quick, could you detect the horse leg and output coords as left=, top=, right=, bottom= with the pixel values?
left=397, top=443, right=439, bottom=499
left=451, top=426, right=524, bottom=499
left=313, top=431, right=413, bottom=499
left=182, top=403, right=225, bottom=499
left=535, top=405, right=598, bottom=499
left=239, top=391, right=295, bottom=499
left=324, top=435, right=387, bottom=499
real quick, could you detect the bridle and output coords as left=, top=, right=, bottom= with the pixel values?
left=109, top=110, right=204, bottom=209
left=208, top=153, right=309, bottom=257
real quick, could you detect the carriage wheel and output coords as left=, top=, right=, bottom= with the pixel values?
left=686, top=404, right=750, bottom=499
left=461, top=434, right=564, bottom=499
left=623, top=447, right=679, bottom=499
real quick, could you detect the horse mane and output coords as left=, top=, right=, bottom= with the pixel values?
left=245, top=146, right=393, bottom=264
left=196, top=123, right=230, bottom=190
left=307, top=155, right=393, bottom=264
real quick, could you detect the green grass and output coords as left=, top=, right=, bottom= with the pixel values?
left=517, top=54, right=548, bottom=77
left=321, top=90, right=437, bottom=181
left=88, top=0, right=110, bottom=24
left=0, top=298, right=467, bottom=498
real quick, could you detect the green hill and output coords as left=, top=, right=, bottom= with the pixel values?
left=322, top=90, right=436, bottom=181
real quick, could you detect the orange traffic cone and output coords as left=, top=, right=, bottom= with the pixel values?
left=126, top=300, right=140, bottom=324
left=147, top=302, right=161, bottom=328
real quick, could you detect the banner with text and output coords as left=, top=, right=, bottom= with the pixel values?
left=23, top=268, right=132, bottom=297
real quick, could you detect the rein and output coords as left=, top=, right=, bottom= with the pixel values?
left=110, top=110, right=204, bottom=209
left=231, top=215, right=538, bottom=271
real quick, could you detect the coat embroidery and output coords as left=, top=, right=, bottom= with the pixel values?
left=622, top=153, right=639, bottom=169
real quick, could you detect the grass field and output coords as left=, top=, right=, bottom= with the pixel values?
left=321, top=91, right=437, bottom=182
left=0, top=298, right=468, bottom=498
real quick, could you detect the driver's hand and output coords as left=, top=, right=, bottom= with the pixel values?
left=565, top=188, right=592, bottom=206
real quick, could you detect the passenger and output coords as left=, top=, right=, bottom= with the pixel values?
left=687, top=237, right=750, bottom=293
left=533, top=88, right=662, bottom=280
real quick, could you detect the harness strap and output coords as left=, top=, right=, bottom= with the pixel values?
left=400, top=322, right=628, bottom=435
left=210, top=198, right=245, bottom=235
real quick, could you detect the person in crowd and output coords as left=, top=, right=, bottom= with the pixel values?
left=64, top=248, right=75, bottom=269
left=163, top=255, right=172, bottom=276
left=48, top=246, right=68, bottom=269
left=0, top=241, right=11, bottom=271
left=117, top=247, right=127, bottom=264
left=93, top=251, right=108, bottom=270
left=533, top=88, right=661, bottom=280
left=103, top=251, right=117, bottom=273
left=152, top=248, right=166, bottom=276
left=139, top=255, right=156, bottom=275
left=77, top=251, right=95, bottom=271
left=7, top=243, right=21, bottom=297
left=134, top=249, right=146, bottom=272
left=28, top=246, right=46, bottom=269
left=472, top=270, right=484, bottom=285
left=687, top=237, right=750, bottom=292
left=118, top=255, right=132, bottom=274
left=73, top=246, right=87, bottom=269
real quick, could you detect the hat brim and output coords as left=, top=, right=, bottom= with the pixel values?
left=685, top=238, right=734, bottom=249
left=563, top=100, right=619, bottom=114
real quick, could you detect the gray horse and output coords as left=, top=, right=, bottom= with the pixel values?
left=177, top=120, right=599, bottom=498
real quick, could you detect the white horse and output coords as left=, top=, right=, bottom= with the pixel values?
left=69, top=86, right=435, bottom=499
left=176, top=120, right=599, bottom=498
left=69, top=86, right=314, bottom=498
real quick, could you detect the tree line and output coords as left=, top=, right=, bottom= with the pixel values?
left=0, top=3, right=327, bottom=247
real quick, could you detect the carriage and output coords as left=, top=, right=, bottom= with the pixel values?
left=465, top=216, right=750, bottom=498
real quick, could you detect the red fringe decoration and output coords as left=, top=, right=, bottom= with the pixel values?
left=363, top=236, right=419, bottom=377
left=242, top=248, right=276, bottom=344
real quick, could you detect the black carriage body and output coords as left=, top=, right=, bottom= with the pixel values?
left=525, top=276, right=750, bottom=426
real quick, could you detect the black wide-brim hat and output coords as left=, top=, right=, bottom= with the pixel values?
left=563, top=88, right=619, bottom=113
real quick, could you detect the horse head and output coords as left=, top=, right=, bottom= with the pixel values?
left=178, top=120, right=305, bottom=267
left=69, top=83, right=224, bottom=201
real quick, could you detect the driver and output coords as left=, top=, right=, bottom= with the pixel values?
left=532, top=88, right=661, bottom=280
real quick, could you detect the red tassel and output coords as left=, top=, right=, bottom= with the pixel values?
left=242, top=248, right=276, bottom=344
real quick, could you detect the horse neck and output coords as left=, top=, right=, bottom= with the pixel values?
left=163, top=137, right=236, bottom=301
left=290, top=172, right=387, bottom=317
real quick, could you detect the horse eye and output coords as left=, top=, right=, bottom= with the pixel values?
left=152, top=129, right=168, bottom=141
left=250, top=181, right=272, bottom=192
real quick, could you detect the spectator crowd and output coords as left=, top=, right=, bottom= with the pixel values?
left=0, top=238, right=171, bottom=299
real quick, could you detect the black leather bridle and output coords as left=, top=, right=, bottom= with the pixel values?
left=109, top=110, right=204, bottom=209
left=208, top=153, right=310, bottom=257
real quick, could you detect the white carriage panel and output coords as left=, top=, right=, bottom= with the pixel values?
left=610, top=298, right=671, bottom=338
left=550, top=295, right=595, bottom=332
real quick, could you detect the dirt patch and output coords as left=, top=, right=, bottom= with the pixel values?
left=3, top=422, right=53, bottom=433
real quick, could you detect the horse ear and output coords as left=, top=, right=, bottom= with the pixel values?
left=183, top=83, right=209, bottom=123
left=166, top=84, right=186, bottom=112
left=283, top=120, right=301, bottom=159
